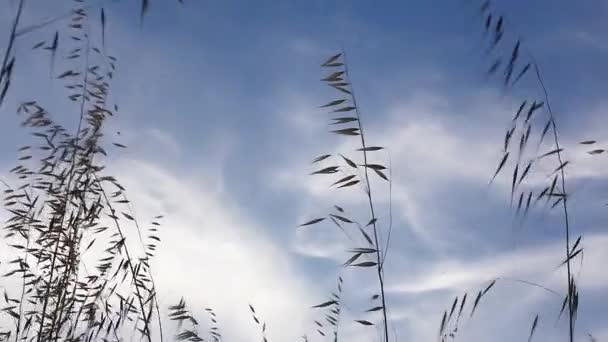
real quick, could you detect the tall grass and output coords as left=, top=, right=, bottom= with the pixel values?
left=437, top=1, right=588, bottom=341
left=298, top=52, right=393, bottom=342
left=0, top=0, right=176, bottom=340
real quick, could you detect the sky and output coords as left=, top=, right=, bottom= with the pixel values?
left=1, top=0, right=608, bottom=341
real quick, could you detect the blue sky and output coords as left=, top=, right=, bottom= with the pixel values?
left=1, top=0, right=608, bottom=341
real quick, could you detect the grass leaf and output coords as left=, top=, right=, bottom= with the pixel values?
left=320, top=99, right=346, bottom=108
left=340, top=154, right=357, bottom=168
left=357, top=146, right=384, bottom=152
left=354, top=320, right=374, bottom=326
left=322, top=53, right=342, bottom=67
left=312, top=300, right=337, bottom=308
left=528, top=315, right=539, bottom=342
left=299, top=218, right=326, bottom=227
left=490, top=152, right=508, bottom=184
left=312, top=154, right=331, bottom=163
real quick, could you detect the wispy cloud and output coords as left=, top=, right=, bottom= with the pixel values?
left=109, top=158, right=321, bottom=341
left=1, top=0, right=607, bottom=341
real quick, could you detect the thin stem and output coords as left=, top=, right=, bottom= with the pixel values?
left=14, top=186, right=35, bottom=342
left=0, top=0, right=25, bottom=107
left=42, top=18, right=93, bottom=340
left=532, top=60, right=574, bottom=342
left=51, top=208, right=83, bottom=340
left=342, top=50, right=390, bottom=342
left=122, top=194, right=164, bottom=342
left=16, top=4, right=94, bottom=38
left=37, top=217, right=60, bottom=341
left=95, top=176, right=153, bottom=342
left=381, top=152, right=393, bottom=268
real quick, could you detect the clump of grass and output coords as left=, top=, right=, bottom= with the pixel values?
left=167, top=299, right=222, bottom=342
left=168, top=297, right=205, bottom=341
left=0, top=0, right=186, bottom=340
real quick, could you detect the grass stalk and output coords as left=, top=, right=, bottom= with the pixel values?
left=0, top=0, right=25, bottom=107
left=532, top=61, right=574, bottom=342
left=342, top=50, right=390, bottom=342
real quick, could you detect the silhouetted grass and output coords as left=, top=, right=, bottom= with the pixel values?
left=440, top=1, right=590, bottom=341
left=0, top=1, right=183, bottom=340
left=298, top=51, right=393, bottom=342
left=0, top=1, right=601, bottom=341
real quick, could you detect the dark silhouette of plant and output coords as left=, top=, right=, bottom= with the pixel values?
left=439, top=1, right=588, bottom=341
left=0, top=0, right=24, bottom=108
left=305, top=275, right=344, bottom=341
left=249, top=304, right=269, bottom=342
left=0, top=0, right=183, bottom=340
left=299, top=51, right=392, bottom=342
left=1, top=0, right=185, bottom=110
left=2, top=1, right=601, bottom=341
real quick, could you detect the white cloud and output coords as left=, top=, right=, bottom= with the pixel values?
left=378, top=233, right=608, bottom=342
left=388, top=232, right=608, bottom=295
left=145, top=127, right=181, bottom=155
left=288, top=37, right=328, bottom=58
left=569, top=30, right=608, bottom=53
left=269, top=87, right=608, bottom=341
left=4, top=3, right=608, bottom=339
left=279, top=89, right=514, bottom=256
left=94, top=157, right=323, bottom=341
